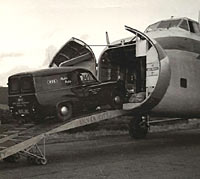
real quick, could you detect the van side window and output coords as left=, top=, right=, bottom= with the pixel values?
left=79, top=72, right=97, bottom=84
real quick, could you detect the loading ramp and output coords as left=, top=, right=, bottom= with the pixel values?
left=0, top=109, right=130, bottom=165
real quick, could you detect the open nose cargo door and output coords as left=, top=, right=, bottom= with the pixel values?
left=98, top=26, right=170, bottom=112
left=49, top=37, right=96, bottom=75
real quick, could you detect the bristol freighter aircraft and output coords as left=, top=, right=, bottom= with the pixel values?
left=5, top=17, right=200, bottom=166
left=48, top=17, right=200, bottom=138
left=6, top=18, right=193, bottom=138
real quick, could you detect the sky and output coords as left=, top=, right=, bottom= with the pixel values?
left=0, top=0, right=200, bottom=86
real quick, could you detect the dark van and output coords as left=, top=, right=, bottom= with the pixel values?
left=8, top=67, right=125, bottom=122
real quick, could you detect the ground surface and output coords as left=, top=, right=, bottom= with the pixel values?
left=0, top=127, right=200, bottom=179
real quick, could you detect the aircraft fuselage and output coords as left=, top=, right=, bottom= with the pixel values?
left=150, top=28, right=200, bottom=117
left=98, top=17, right=200, bottom=118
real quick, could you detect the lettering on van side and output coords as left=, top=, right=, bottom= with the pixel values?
left=60, top=76, right=72, bottom=85
left=47, top=79, right=58, bottom=84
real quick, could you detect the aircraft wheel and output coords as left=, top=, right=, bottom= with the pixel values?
left=129, top=115, right=149, bottom=139
left=57, top=103, right=72, bottom=122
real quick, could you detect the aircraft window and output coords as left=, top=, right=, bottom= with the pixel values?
left=157, top=19, right=181, bottom=29
left=179, top=20, right=189, bottom=31
left=192, top=22, right=200, bottom=33
left=193, top=23, right=200, bottom=33
left=188, top=21, right=200, bottom=33
left=180, top=78, right=187, bottom=88
left=188, top=21, right=194, bottom=32
left=145, top=22, right=160, bottom=32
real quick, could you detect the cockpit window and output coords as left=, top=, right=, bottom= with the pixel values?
left=145, top=19, right=181, bottom=32
left=145, top=22, right=160, bottom=32
left=145, top=18, right=200, bottom=33
left=193, top=22, right=200, bottom=33
left=179, top=19, right=189, bottom=31
left=188, top=21, right=200, bottom=33
left=157, top=19, right=181, bottom=29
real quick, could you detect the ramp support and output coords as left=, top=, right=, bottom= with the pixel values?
left=23, top=137, right=47, bottom=165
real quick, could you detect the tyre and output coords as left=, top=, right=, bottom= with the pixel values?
left=110, top=90, right=123, bottom=109
left=129, top=116, right=148, bottom=139
left=56, top=103, right=72, bottom=122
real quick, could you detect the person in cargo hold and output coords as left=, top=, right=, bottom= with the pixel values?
left=8, top=67, right=126, bottom=122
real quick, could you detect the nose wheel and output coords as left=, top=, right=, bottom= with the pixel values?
left=129, top=115, right=149, bottom=139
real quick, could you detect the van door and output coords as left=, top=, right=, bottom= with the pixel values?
left=78, top=70, right=100, bottom=108
left=49, top=37, right=96, bottom=76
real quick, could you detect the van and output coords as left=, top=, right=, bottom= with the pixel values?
left=8, top=67, right=125, bottom=122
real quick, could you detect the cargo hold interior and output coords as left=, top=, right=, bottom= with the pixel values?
left=98, top=40, right=160, bottom=110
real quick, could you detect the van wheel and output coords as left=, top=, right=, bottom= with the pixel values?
left=110, top=90, right=123, bottom=109
left=57, top=103, right=72, bottom=122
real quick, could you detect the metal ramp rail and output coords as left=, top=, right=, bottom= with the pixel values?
left=0, top=109, right=130, bottom=165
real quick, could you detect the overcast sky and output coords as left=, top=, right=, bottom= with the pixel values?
left=0, top=0, right=200, bottom=86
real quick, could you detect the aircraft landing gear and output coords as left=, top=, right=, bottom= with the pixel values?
left=27, top=156, right=47, bottom=165
left=129, top=115, right=149, bottom=139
